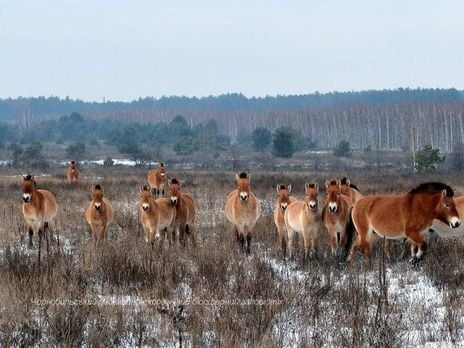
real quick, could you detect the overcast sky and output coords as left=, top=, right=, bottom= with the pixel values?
left=1, top=0, right=463, bottom=101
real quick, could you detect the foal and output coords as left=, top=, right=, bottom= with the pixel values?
left=284, top=183, right=320, bottom=259
left=273, top=184, right=296, bottom=255
left=85, top=184, right=114, bottom=247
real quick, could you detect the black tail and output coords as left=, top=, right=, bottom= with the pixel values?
left=342, top=208, right=356, bottom=261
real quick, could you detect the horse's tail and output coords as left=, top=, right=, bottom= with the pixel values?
left=342, top=207, right=356, bottom=262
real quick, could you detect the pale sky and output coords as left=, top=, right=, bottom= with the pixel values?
left=1, top=0, right=463, bottom=101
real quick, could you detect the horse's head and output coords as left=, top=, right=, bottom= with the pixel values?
left=92, top=184, right=104, bottom=210
left=436, top=190, right=461, bottom=228
left=139, top=185, right=151, bottom=211
left=21, top=174, right=36, bottom=203
left=340, top=177, right=351, bottom=197
left=305, top=182, right=318, bottom=211
left=70, top=160, right=77, bottom=170
left=158, top=163, right=166, bottom=178
left=276, top=184, right=292, bottom=212
left=410, top=182, right=461, bottom=228
left=169, top=178, right=181, bottom=206
left=325, top=179, right=341, bottom=213
left=236, top=172, right=251, bottom=202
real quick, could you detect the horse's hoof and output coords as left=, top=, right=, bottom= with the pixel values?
left=409, top=257, right=421, bottom=266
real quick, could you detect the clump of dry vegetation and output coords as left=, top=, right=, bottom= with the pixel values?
left=0, top=167, right=464, bottom=346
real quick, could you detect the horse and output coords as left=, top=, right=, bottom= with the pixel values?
left=322, top=179, right=354, bottom=256
left=139, top=186, right=176, bottom=245
left=21, top=175, right=58, bottom=258
left=284, top=183, right=320, bottom=259
left=66, top=160, right=79, bottom=184
left=344, top=182, right=461, bottom=263
left=340, top=177, right=362, bottom=203
left=85, top=184, right=114, bottom=247
left=168, top=178, right=196, bottom=246
left=148, top=162, right=167, bottom=198
left=225, top=172, right=261, bottom=254
left=273, top=184, right=296, bottom=256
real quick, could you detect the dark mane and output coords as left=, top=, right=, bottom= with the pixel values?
left=279, top=184, right=286, bottom=190
left=306, top=183, right=317, bottom=188
left=409, top=182, right=454, bottom=197
left=25, top=174, right=33, bottom=181
left=71, top=160, right=75, bottom=165
left=142, top=185, right=149, bottom=191
left=94, top=184, right=102, bottom=190
left=329, top=179, right=338, bottom=186
left=171, top=178, right=179, bottom=185
left=159, top=162, right=164, bottom=167
left=349, top=183, right=360, bottom=192
left=239, top=172, right=248, bottom=179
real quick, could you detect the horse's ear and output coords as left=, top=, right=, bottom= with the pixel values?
left=305, top=183, right=309, bottom=190
left=288, top=184, right=292, bottom=194
left=345, top=178, right=350, bottom=186
left=276, top=184, right=281, bottom=193
left=235, top=173, right=240, bottom=182
left=325, top=180, right=330, bottom=188
left=442, top=189, right=447, bottom=197
left=178, top=181, right=182, bottom=188
left=313, top=183, right=318, bottom=191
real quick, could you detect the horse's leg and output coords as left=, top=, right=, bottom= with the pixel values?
left=179, top=223, right=186, bottom=247
left=186, top=224, right=196, bottom=247
left=327, top=226, right=338, bottom=256
left=278, top=227, right=287, bottom=258
left=302, top=228, right=311, bottom=261
left=38, top=228, right=42, bottom=263
left=287, top=228, right=294, bottom=259
left=28, top=227, right=34, bottom=248
left=236, top=226, right=245, bottom=251
left=406, top=230, right=426, bottom=263
left=246, top=233, right=251, bottom=254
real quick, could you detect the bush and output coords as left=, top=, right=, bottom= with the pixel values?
left=414, top=144, right=445, bottom=173
left=251, top=128, right=272, bottom=151
left=272, top=127, right=295, bottom=158
left=333, top=140, right=352, bottom=157
left=66, top=143, right=86, bottom=160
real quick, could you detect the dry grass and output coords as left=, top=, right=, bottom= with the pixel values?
left=1, top=167, right=464, bottom=346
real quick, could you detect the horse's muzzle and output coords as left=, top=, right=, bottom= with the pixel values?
left=171, top=198, right=178, bottom=206
left=449, top=217, right=461, bottom=228
left=22, top=197, right=31, bottom=203
left=280, top=203, right=288, bottom=211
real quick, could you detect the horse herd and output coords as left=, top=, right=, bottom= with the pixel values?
left=20, top=162, right=464, bottom=264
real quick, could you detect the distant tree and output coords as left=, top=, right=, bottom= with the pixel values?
left=169, top=115, right=192, bottom=139
left=414, top=144, right=445, bottom=173
left=103, top=156, right=114, bottom=167
left=272, top=127, right=295, bottom=158
left=66, top=142, right=86, bottom=160
left=117, top=141, right=147, bottom=166
left=173, top=137, right=195, bottom=155
left=333, top=140, right=352, bottom=157
left=11, top=141, right=48, bottom=168
left=450, top=142, right=464, bottom=171
left=251, top=128, right=272, bottom=151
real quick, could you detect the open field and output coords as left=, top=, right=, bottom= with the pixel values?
left=1, top=167, right=464, bottom=346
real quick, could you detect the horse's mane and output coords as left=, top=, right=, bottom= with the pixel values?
left=71, top=160, right=75, bottom=165
left=159, top=162, right=164, bottom=167
left=279, top=184, right=286, bottom=190
left=94, top=184, right=102, bottom=190
left=171, top=178, right=179, bottom=185
left=341, top=177, right=360, bottom=192
left=24, top=174, right=33, bottom=181
left=142, top=185, right=149, bottom=191
left=329, top=179, right=337, bottom=186
left=239, top=172, right=248, bottom=179
left=306, top=183, right=317, bottom=188
left=409, top=182, right=454, bottom=197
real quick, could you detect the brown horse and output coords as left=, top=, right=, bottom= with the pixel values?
left=322, top=179, right=353, bottom=256
left=273, top=184, right=296, bottom=255
left=340, top=177, right=362, bottom=203
left=148, top=162, right=167, bottom=198
left=225, top=172, right=261, bottom=253
left=66, top=160, right=79, bottom=184
left=139, top=186, right=176, bottom=245
left=168, top=178, right=196, bottom=246
left=284, top=183, right=320, bottom=259
left=85, top=184, right=114, bottom=247
left=21, top=175, right=58, bottom=256
left=344, top=182, right=461, bottom=263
